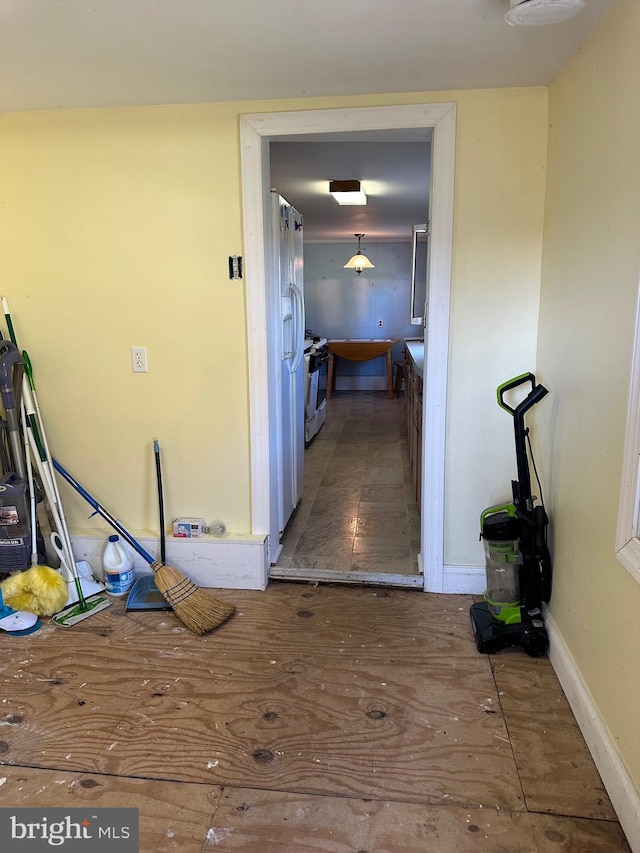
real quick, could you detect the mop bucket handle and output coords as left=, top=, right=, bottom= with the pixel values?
left=497, top=373, right=548, bottom=417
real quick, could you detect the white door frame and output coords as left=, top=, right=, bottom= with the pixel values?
left=240, top=102, right=456, bottom=592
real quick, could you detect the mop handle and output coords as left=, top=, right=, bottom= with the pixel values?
left=20, top=399, right=38, bottom=564
left=1, top=296, right=18, bottom=350
left=20, top=353, right=45, bottom=457
left=21, top=353, right=78, bottom=576
left=52, top=458, right=156, bottom=565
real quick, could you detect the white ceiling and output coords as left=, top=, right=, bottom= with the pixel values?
left=270, top=136, right=432, bottom=243
left=0, top=0, right=614, bottom=113
left=0, top=0, right=614, bottom=241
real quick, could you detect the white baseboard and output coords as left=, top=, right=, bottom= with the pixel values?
left=68, top=531, right=269, bottom=591
left=546, top=613, right=640, bottom=852
left=442, top=564, right=486, bottom=594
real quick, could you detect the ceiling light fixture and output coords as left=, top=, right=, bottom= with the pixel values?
left=344, top=234, right=375, bottom=275
left=505, top=0, right=585, bottom=26
left=329, top=180, right=367, bottom=205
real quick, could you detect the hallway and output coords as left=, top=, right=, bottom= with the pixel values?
left=274, top=391, right=422, bottom=582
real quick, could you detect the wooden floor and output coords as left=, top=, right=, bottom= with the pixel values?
left=0, top=582, right=630, bottom=851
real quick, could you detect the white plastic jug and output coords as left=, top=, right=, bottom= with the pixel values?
left=102, top=534, right=135, bottom=596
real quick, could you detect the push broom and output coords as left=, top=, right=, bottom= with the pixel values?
left=52, top=458, right=236, bottom=635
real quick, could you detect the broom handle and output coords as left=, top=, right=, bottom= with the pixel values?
left=52, top=458, right=156, bottom=565
left=154, top=439, right=166, bottom=565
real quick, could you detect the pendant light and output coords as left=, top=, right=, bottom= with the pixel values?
left=343, top=234, right=374, bottom=275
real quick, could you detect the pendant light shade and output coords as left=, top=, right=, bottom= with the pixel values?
left=344, top=234, right=374, bottom=275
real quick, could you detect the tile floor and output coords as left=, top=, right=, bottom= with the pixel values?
left=0, top=583, right=630, bottom=851
left=275, top=390, right=422, bottom=579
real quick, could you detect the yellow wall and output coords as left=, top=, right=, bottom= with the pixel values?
left=0, top=88, right=547, bottom=566
left=538, top=0, right=640, bottom=789
left=444, top=88, right=547, bottom=561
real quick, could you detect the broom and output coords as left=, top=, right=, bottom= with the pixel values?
left=52, top=457, right=236, bottom=635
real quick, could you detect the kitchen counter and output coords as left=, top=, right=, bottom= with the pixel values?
left=404, top=340, right=424, bottom=379
left=403, top=339, right=425, bottom=511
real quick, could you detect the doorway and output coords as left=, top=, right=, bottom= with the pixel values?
left=240, top=103, right=456, bottom=592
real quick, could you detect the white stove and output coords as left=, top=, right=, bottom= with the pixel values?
left=303, top=338, right=328, bottom=445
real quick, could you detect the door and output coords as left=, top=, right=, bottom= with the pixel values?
left=240, top=103, right=456, bottom=591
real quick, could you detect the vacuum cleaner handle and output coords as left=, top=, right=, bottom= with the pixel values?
left=497, top=373, right=536, bottom=414
left=515, top=383, right=548, bottom=419
left=498, top=373, right=548, bottom=417
left=0, top=341, right=24, bottom=407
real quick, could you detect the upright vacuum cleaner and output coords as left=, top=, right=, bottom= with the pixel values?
left=470, top=373, right=552, bottom=658
left=0, top=340, right=32, bottom=574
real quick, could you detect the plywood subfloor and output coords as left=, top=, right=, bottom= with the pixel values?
left=0, top=582, right=630, bottom=851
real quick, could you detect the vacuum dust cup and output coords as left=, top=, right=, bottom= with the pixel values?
left=482, top=511, right=521, bottom=623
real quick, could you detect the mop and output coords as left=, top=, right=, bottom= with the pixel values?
left=0, top=377, right=68, bottom=618
left=0, top=330, right=65, bottom=619
left=1, top=298, right=110, bottom=625
left=21, top=363, right=112, bottom=627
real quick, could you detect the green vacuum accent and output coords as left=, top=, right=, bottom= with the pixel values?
left=496, top=372, right=536, bottom=414
left=479, top=502, right=517, bottom=537
left=484, top=599, right=522, bottom=625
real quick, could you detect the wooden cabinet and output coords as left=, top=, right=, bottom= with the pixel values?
left=403, top=343, right=423, bottom=511
left=414, top=374, right=423, bottom=510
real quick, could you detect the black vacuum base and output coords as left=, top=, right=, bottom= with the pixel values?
left=470, top=601, right=548, bottom=658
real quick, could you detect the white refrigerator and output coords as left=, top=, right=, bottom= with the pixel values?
left=270, top=191, right=305, bottom=545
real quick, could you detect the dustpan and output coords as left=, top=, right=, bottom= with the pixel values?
left=125, top=439, right=172, bottom=613
left=126, top=574, right=172, bottom=611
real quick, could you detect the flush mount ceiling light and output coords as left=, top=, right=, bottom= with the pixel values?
left=505, top=0, right=585, bottom=26
left=344, top=234, right=375, bottom=275
left=329, top=180, right=367, bottom=205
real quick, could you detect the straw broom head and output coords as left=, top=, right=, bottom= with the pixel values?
left=151, top=561, right=235, bottom=635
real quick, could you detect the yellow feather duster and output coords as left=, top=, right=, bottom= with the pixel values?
left=1, top=565, right=68, bottom=616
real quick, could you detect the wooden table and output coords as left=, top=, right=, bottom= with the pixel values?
left=326, top=339, right=398, bottom=399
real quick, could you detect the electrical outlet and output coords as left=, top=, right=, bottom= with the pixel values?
left=378, top=319, right=383, bottom=328
left=131, top=346, right=148, bottom=373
